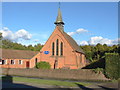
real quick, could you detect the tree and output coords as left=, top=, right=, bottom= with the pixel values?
left=96, top=43, right=104, bottom=52
left=27, top=45, right=34, bottom=51
left=0, top=33, right=2, bottom=40
left=34, top=44, right=43, bottom=51
left=118, top=45, right=120, bottom=54
left=0, top=33, right=2, bottom=48
left=2, top=39, right=43, bottom=51
left=80, top=44, right=119, bottom=63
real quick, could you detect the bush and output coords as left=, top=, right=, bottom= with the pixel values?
left=92, top=68, right=104, bottom=74
left=35, top=61, right=51, bottom=69
left=105, top=53, right=120, bottom=80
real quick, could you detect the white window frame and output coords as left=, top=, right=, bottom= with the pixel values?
left=18, top=60, right=23, bottom=65
left=11, top=60, right=15, bottom=65
left=5, top=60, right=7, bottom=64
left=1, top=60, right=7, bottom=65
left=0, top=59, right=2, bottom=64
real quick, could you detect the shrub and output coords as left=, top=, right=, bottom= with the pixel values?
left=92, top=68, right=104, bottom=74
left=35, top=61, right=51, bottom=69
left=105, top=53, right=120, bottom=80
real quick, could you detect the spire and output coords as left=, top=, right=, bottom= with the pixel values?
left=54, top=8, right=64, bottom=25
left=54, top=3, right=64, bottom=26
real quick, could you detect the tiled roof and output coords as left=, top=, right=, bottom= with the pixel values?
left=63, top=32, right=84, bottom=54
left=0, top=49, right=39, bottom=59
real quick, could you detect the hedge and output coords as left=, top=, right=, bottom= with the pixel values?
left=105, top=53, right=120, bottom=79
left=35, top=61, right=51, bottom=69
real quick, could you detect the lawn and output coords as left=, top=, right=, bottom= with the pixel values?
left=1, top=75, right=91, bottom=87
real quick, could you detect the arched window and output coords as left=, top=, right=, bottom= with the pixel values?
left=35, top=58, right=37, bottom=65
left=52, top=42, right=54, bottom=56
left=56, top=39, right=59, bottom=56
left=60, top=42, right=63, bottom=56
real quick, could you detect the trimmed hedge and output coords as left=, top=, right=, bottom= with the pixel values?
left=105, top=53, right=120, bottom=79
left=35, top=61, right=51, bottom=69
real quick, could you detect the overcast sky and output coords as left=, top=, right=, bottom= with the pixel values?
left=1, top=2, right=118, bottom=46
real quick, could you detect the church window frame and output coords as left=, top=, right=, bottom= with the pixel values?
left=60, top=42, right=63, bottom=56
left=35, top=58, right=38, bottom=65
left=56, top=39, right=59, bottom=56
left=52, top=42, right=55, bottom=56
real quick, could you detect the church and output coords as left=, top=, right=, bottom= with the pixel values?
left=39, top=8, right=86, bottom=69
left=0, top=7, right=86, bottom=69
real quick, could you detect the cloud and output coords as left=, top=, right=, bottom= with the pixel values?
left=80, top=36, right=119, bottom=46
left=67, top=32, right=75, bottom=36
left=0, top=27, right=32, bottom=41
left=88, top=36, right=112, bottom=45
left=0, top=27, right=15, bottom=41
left=80, top=41, right=89, bottom=45
left=15, top=29, right=32, bottom=40
left=67, top=28, right=88, bottom=36
left=33, top=39, right=39, bottom=42
left=76, top=28, right=88, bottom=33
left=112, top=38, right=120, bottom=45
left=41, top=41, right=46, bottom=45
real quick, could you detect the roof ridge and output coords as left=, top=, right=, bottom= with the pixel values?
left=56, top=27, right=84, bottom=54
left=0, top=48, right=39, bottom=59
left=0, top=48, right=39, bottom=52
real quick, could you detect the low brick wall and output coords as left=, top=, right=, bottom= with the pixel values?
left=1, top=68, right=109, bottom=81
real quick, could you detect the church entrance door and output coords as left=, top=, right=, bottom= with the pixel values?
left=54, top=60, right=58, bottom=69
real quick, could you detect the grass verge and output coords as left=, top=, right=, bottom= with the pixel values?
left=2, top=76, right=91, bottom=87
left=13, top=77, right=91, bottom=87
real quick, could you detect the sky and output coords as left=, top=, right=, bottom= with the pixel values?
left=1, top=2, right=118, bottom=46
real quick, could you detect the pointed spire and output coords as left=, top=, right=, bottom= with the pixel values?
left=54, top=3, right=64, bottom=25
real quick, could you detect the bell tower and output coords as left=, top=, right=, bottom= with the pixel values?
left=54, top=3, right=64, bottom=31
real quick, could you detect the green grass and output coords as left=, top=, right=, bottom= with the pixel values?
left=12, top=76, right=91, bottom=87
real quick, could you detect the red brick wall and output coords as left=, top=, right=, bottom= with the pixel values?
left=1, top=68, right=109, bottom=81
left=29, top=52, right=41, bottom=68
left=0, top=58, right=30, bottom=68
left=39, top=26, right=86, bottom=69
left=0, top=52, right=41, bottom=68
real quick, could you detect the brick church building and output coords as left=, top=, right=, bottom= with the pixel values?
left=0, top=8, right=86, bottom=69
left=39, top=8, right=86, bottom=69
